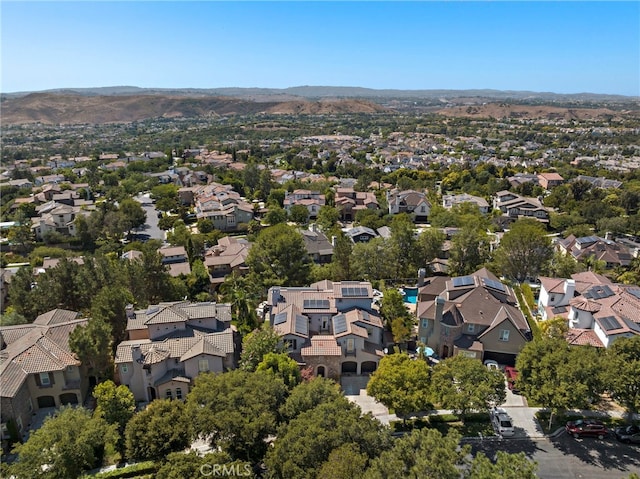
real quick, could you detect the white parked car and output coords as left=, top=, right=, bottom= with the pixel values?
left=484, top=359, right=500, bottom=371
left=490, top=407, right=515, bottom=437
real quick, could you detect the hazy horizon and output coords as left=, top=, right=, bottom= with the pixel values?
left=2, top=2, right=639, bottom=96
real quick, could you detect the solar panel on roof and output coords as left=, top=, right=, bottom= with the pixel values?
left=273, top=312, right=288, bottom=325
left=303, top=299, right=330, bottom=309
left=599, top=316, right=621, bottom=331
left=333, top=314, right=348, bottom=334
left=342, top=287, right=368, bottom=297
left=585, top=284, right=614, bottom=300
left=482, top=277, right=507, bottom=293
left=295, top=315, right=309, bottom=335
left=628, top=288, right=640, bottom=300
left=452, top=276, right=474, bottom=287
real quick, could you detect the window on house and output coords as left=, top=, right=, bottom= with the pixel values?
left=422, top=319, right=428, bottom=329
left=166, top=390, right=172, bottom=399
left=499, top=329, right=510, bottom=342
left=176, top=388, right=183, bottom=400
left=198, top=359, right=209, bottom=372
left=347, top=339, right=355, bottom=352
left=467, top=324, right=475, bottom=333
left=121, top=364, right=128, bottom=374
left=443, top=327, right=449, bottom=337
left=39, top=372, right=51, bottom=386
left=289, top=339, right=297, bottom=351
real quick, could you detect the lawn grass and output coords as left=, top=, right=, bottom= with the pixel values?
left=390, top=412, right=495, bottom=437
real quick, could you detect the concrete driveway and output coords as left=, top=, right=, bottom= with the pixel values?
left=341, top=375, right=397, bottom=425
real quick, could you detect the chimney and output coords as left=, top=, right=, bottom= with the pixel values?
left=270, top=287, right=281, bottom=307
left=331, top=236, right=337, bottom=247
left=131, top=344, right=143, bottom=363
left=125, top=304, right=135, bottom=319
left=418, top=268, right=427, bottom=287
left=564, top=279, right=575, bottom=299
left=435, top=296, right=445, bottom=323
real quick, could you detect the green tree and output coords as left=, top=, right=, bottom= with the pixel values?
left=330, top=232, right=353, bottom=281
left=365, top=429, right=467, bottom=479
left=239, top=324, right=284, bottom=371
left=265, top=398, right=391, bottom=479
left=197, top=217, right=215, bottom=234
left=448, top=227, right=490, bottom=276
left=366, top=354, right=432, bottom=420
left=218, top=272, right=259, bottom=334
left=317, top=443, right=368, bottom=479
left=93, top=380, right=135, bottom=457
left=256, top=352, right=302, bottom=388
left=0, top=306, right=28, bottom=326
left=246, top=223, right=311, bottom=290
left=280, top=377, right=344, bottom=421
left=91, top=285, right=133, bottom=345
left=494, top=218, right=553, bottom=282
left=351, top=238, right=394, bottom=281
left=380, top=288, right=410, bottom=329
left=10, top=406, right=116, bottom=479
left=69, top=317, right=114, bottom=381
left=125, top=399, right=191, bottom=461
left=264, top=205, right=288, bottom=225
left=430, top=355, right=506, bottom=417
left=416, top=227, right=445, bottom=268
left=516, top=337, right=604, bottom=429
left=388, top=213, right=418, bottom=278
left=118, top=198, right=147, bottom=235
left=289, top=204, right=310, bottom=225
left=469, top=451, right=538, bottom=479
left=604, top=336, right=640, bottom=418
left=186, top=370, right=288, bottom=462
left=156, top=451, right=255, bottom=479
left=316, top=205, right=340, bottom=232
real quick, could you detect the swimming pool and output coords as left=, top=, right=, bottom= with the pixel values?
left=402, top=287, right=418, bottom=304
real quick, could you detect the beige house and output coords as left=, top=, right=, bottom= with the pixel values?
left=0, top=309, right=89, bottom=442
left=203, top=236, right=251, bottom=290
left=267, top=281, right=385, bottom=379
left=387, top=189, right=431, bottom=221
left=116, top=301, right=238, bottom=403
left=334, top=187, right=379, bottom=221
left=416, top=269, right=532, bottom=365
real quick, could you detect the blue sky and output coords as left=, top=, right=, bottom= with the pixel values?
left=2, top=2, right=639, bottom=96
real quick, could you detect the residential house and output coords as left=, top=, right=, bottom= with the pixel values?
left=158, top=246, right=191, bottom=277
left=492, top=190, right=551, bottom=224
left=416, top=268, right=532, bottom=365
left=267, top=281, right=386, bottom=379
left=537, top=273, right=640, bottom=348
left=537, top=173, right=564, bottom=190
left=284, top=190, right=326, bottom=219
left=555, top=235, right=632, bottom=269
left=442, top=193, right=490, bottom=214
left=334, top=187, right=379, bottom=221
left=194, top=183, right=254, bottom=232
left=1, top=309, right=89, bottom=441
left=574, top=175, right=623, bottom=189
left=116, top=301, right=237, bottom=403
left=203, top=236, right=251, bottom=290
left=387, top=189, right=431, bottom=222
left=300, top=225, right=334, bottom=264
left=345, top=226, right=378, bottom=244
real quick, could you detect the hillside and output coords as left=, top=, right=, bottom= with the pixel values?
left=0, top=93, right=388, bottom=125
left=436, top=103, right=636, bottom=121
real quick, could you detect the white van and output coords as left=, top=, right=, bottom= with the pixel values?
left=490, top=408, right=515, bottom=437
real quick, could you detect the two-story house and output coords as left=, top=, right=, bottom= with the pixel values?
left=158, top=246, right=191, bottom=277
left=1, top=309, right=89, bottom=442
left=537, top=273, right=640, bottom=348
left=267, top=281, right=386, bottom=379
left=555, top=235, right=632, bottom=269
left=284, top=190, right=326, bottom=219
left=194, top=183, right=254, bottom=232
left=334, top=187, right=379, bottom=222
left=416, top=268, right=532, bottom=365
left=387, top=189, right=431, bottom=222
left=203, top=236, right=251, bottom=290
left=115, top=301, right=238, bottom=403
left=442, top=193, right=490, bottom=215
left=492, top=190, right=551, bottom=224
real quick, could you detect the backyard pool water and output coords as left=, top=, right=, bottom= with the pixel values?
left=402, top=287, right=418, bottom=304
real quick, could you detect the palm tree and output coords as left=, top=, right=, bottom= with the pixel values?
left=218, top=272, right=259, bottom=334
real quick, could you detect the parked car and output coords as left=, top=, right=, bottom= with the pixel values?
left=490, top=407, right=515, bottom=437
left=614, top=425, right=640, bottom=444
left=484, top=359, right=500, bottom=371
left=565, top=419, right=608, bottom=439
left=504, top=366, right=519, bottom=393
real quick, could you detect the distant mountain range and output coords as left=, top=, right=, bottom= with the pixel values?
left=1, top=86, right=638, bottom=125
left=3, top=85, right=637, bottom=102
